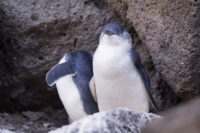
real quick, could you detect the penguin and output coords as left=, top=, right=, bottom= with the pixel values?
left=46, top=50, right=99, bottom=123
left=91, top=23, right=158, bottom=112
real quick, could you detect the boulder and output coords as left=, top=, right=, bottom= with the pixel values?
left=105, top=0, right=200, bottom=99
left=142, top=98, right=200, bottom=133
left=0, top=0, right=120, bottom=111
left=49, top=108, right=160, bottom=133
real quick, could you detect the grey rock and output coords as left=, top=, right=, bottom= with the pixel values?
left=105, top=0, right=200, bottom=99
left=0, top=0, right=120, bottom=111
left=22, top=111, right=46, bottom=121
left=0, top=109, right=67, bottom=133
left=0, top=129, right=16, bottom=133
left=133, top=40, right=181, bottom=111
left=49, top=108, right=160, bottom=133
left=0, top=0, right=183, bottom=113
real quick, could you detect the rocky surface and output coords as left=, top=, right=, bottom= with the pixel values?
left=0, top=0, right=199, bottom=133
left=0, top=109, right=67, bottom=133
left=132, top=39, right=181, bottom=111
left=49, top=108, right=160, bottom=133
left=105, top=0, right=200, bottom=99
left=142, top=98, right=200, bottom=133
left=0, top=0, right=182, bottom=113
left=0, top=0, right=120, bottom=111
left=0, top=129, right=15, bottom=133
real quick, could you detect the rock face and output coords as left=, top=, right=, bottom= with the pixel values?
left=132, top=36, right=181, bottom=111
left=49, top=108, right=160, bottom=133
left=0, top=0, right=199, bottom=132
left=0, top=0, right=182, bottom=112
left=0, top=0, right=120, bottom=111
left=105, top=0, right=200, bottom=99
left=142, top=98, right=200, bottom=133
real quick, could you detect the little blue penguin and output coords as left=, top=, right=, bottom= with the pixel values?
left=91, top=23, right=158, bottom=112
left=46, top=50, right=99, bottom=123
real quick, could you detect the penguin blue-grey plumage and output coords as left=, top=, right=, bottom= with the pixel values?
left=46, top=50, right=98, bottom=123
left=92, top=23, right=158, bottom=112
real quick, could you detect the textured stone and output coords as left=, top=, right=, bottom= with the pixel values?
left=0, top=0, right=120, bottom=111
left=105, top=0, right=200, bottom=99
left=0, top=109, right=67, bottom=133
left=0, top=0, right=184, bottom=113
left=133, top=39, right=181, bottom=111
left=142, top=98, right=200, bottom=133
left=0, top=129, right=16, bottom=133
left=49, top=108, right=160, bottom=133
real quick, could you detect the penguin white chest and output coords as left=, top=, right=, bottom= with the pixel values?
left=93, top=47, right=149, bottom=112
left=56, top=75, right=87, bottom=122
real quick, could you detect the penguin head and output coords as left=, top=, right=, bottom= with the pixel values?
left=46, top=51, right=93, bottom=86
left=100, top=23, right=132, bottom=47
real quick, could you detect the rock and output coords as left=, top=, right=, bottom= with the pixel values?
left=49, top=108, right=160, bottom=133
left=0, top=0, right=120, bottom=111
left=0, top=0, right=182, bottom=113
left=0, top=0, right=185, bottom=113
left=133, top=39, right=181, bottom=111
left=0, top=109, right=67, bottom=133
left=142, top=98, right=200, bottom=133
left=124, top=24, right=181, bottom=111
left=105, top=0, right=200, bottom=99
left=22, top=111, right=46, bottom=121
left=0, top=129, right=16, bottom=133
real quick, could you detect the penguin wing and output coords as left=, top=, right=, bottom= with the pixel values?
left=131, top=49, right=159, bottom=112
left=46, top=62, right=75, bottom=86
left=89, top=76, right=97, bottom=103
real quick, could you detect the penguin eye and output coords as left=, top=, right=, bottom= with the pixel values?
left=105, top=30, right=115, bottom=36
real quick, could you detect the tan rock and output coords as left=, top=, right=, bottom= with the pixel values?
left=142, top=98, right=200, bottom=133
left=105, top=0, right=200, bottom=99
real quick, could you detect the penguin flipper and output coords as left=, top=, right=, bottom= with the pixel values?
left=46, top=62, right=75, bottom=86
left=131, top=49, right=159, bottom=112
left=89, top=76, right=97, bottom=103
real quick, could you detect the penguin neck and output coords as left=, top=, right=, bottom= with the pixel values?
left=98, top=36, right=132, bottom=55
left=94, top=39, right=133, bottom=78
